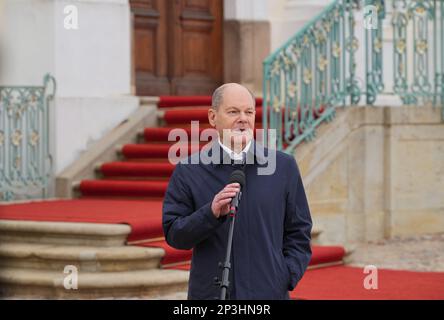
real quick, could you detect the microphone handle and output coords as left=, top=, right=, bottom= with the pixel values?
left=230, top=191, right=242, bottom=212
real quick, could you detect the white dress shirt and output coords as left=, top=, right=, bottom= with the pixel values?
left=218, top=138, right=251, bottom=161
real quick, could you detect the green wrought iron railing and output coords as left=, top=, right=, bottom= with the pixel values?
left=0, top=74, right=56, bottom=201
left=263, top=0, right=444, bottom=152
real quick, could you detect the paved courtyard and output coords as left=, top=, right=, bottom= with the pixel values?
left=345, top=233, right=444, bottom=272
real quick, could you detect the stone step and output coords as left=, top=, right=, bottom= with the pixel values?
left=0, top=220, right=130, bottom=247
left=0, top=267, right=189, bottom=299
left=0, top=243, right=165, bottom=272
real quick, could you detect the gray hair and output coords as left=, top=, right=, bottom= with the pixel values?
left=211, top=83, right=256, bottom=110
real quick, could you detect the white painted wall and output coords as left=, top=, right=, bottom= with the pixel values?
left=0, top=0, right=55, bottom=86
left=53, top=0, right=131, bottom=97
left=54, top=96, right=139, bottom=173
left=224, top=0, right=333, bottom=52
left=0, top=0, right=131, bottom=96
left=0, top=0, right=136, bottom=175
left=224, top=0, right=268, bottom=21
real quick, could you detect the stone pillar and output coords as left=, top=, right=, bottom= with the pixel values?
left=223, top=0, right=270, bottom=95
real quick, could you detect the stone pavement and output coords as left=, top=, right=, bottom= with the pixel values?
left=345, top=233, right=444, bottom=272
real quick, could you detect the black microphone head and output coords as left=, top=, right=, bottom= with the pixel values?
left=229, top=170, right=246, bottom=189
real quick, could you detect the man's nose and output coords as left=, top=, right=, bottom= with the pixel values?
left=238, top=111, right=248, bottom=122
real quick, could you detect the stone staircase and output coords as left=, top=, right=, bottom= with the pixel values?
left=0, top=219, right=328, bottom=299
left=0, top=220, right=189, bottom=299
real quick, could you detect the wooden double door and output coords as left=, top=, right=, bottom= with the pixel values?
left=130, top=0, right=223, bottom=96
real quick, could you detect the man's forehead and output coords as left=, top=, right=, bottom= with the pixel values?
left=223, top=85, right=252, bottom=97
left=221, top=89, right=254, bottom=106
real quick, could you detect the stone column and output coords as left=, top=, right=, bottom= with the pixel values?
left=223, top=0, right=270, bottom=95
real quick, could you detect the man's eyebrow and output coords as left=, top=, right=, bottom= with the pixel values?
left=225, top=106, right=255, bottom=111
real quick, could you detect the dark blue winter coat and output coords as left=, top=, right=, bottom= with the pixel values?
left=162, top=140, right=312, bottom=300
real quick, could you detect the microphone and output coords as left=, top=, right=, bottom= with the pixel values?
left=228, top=170, right=245, bottom=215
left=217, top=170, right=245, bottom=300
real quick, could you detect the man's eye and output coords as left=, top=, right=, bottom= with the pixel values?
left=228, top=111, right=238, bottom=115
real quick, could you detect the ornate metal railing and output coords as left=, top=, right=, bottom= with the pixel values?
left=263, top=0, right=444, bottom=152
left=0, top=74, right=56, bottom=201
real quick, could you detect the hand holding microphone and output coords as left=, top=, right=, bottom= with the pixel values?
left=211, top=170, right=246, bottom=219
left=213, top=170, right=246, bottom=300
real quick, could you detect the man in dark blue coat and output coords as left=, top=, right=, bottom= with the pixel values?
left=162, top=83, right=312, bottom=300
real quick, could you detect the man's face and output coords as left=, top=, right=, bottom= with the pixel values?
left=208, top=85, right=256, bottom=151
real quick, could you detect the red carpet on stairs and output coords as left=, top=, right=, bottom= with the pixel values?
left=100, top=162, right=175, bottom=178
left=143, top=127, right=214, bottom=141
left=0, top=199, right=163, bottom=242
left=79, top=180, right=169, bottom=198
left=121, top=143, right=206, bottom=159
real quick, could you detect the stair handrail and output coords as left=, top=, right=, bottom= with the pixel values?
left=263, top=0, right=444, bottom=153
left=0, top=74, right=56, bottom=201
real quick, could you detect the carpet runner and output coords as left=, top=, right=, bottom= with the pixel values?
left=290, top=265, right=444, bottom=300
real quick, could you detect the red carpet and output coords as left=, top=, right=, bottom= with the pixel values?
left=163, top=264, right=444, bottom=299
left=100, top=162, right=175, bottom=178
left=310, top=246, right=345, bottom=266
left=79, top=180, right=169, bottom=198
left=143, top=127, right=214, bottom=142
left=291, top=265, right=444, bottom=300
left=0, top=199, right=163, bottom=242
left=121, top=143, right=206, bottom=159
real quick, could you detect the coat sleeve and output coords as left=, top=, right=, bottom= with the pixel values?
left=283, top=157, right=313, bottom=291
left=162, top=163, right=227, bottom=250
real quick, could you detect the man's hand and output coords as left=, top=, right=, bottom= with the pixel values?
left=211, top=183, right=240, bottom=218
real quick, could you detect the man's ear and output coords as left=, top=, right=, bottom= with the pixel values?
left=208, top=108, right=216, bottom=127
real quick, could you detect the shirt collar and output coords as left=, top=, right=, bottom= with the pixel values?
left=217, top=138, right=252, bottom=161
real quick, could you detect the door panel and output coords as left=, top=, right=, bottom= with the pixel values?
left=131, top=0, right=223, bottom=96
left=131, top=0, right=170, bottom=95
left=171, top=0, right=223, bottom=94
